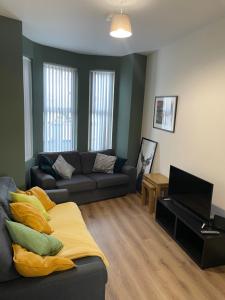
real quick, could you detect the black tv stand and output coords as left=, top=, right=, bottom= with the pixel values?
left=155, top=199, right=225, bottom=268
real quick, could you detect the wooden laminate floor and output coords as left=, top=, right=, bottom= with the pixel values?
left=80, top=194, right=225, bottom=300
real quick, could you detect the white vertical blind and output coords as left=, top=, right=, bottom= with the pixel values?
left=43, top=63, right=77, bottom=152
left=23, top=57, right=33, bottom=161
left=89, top=71, right=115, bottom=151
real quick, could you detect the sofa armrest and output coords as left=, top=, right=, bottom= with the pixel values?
left=121, top=165, right=137, bottom=193
left=46, top=189, right=69, bottom=204
left=31, top=166, right=56, bottom=189
left=0, top=257, right=107, bottom=300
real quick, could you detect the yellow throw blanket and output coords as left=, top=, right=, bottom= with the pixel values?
left=48, top=202, right=109, bottom=267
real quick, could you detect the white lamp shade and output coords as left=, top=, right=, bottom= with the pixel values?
left=110, top=14, right=132, bottom=38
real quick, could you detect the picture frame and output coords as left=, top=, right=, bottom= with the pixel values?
left=153, top=96, right=178, bottom=133
left=136, top=137, right=158, bottom=192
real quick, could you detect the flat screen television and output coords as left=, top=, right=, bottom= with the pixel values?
left=168, top=166, right=213, bottom=221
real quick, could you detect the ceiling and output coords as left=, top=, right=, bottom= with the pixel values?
left=1, top=0, right=225, bottom=56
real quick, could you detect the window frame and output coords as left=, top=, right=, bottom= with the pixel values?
left=43, top=62, right=78, bottom=152
left=88, top=70, right=115, bottom=151
left=23, top=56, right=33, bottom=161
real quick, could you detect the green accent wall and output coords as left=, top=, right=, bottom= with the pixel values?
left=128, top=54, right=147, bottom=165
left=18, top=31, right=146, bottom=187
left=116, top=54, right=147, bottom=166
left=23, top=38, right=121, bottom=154
left=0, top=15, right=146, bottom=186
left=0, top=16, right=25, bottom=187
left=116, top=55, right=133, bottom=159
left=23, top=38, right=146, bottom=167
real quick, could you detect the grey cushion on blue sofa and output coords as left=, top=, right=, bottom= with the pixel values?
left=56, top=175, right=96, bottom=193
left=88, top=173, right=129, bottom=189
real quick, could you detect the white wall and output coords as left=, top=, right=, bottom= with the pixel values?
left=142, top=17, right=225, bottom=209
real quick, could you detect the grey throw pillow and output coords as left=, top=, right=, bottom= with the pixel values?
left=93, top=153, right=116, bottom=174
left=52, top=155, right=75, bottom=179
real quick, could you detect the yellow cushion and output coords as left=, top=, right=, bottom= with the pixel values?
left=10, top=192, right=50, bottom=221
left=48, top=202, right=109, bottom=267
left=10, top=203, right=53, bottom=234
left=18, top=187, right=56, bottom=211
left=12, top=244, right=75, bottom=277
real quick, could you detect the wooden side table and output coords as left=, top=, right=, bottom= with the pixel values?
left=142, top=180, right=156, bottom=213
left=141, top=173, right=169, bottom=215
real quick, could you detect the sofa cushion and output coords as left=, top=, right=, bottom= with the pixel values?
left=0, top=177, right=17, bottom=218
left=10, top=202, right=53, bottom=234
left=0, top=205, right=19, bottom=282
left=10, top=193, right=50, bottom=221
left=56, top=175, right=96, bottom=193
left=12, top=244, right=75, bottom=277
left=38, top=151, right=82, bottom=174
left=38, top=155, right=61, bottom=179
left=6, top=220, right=63, bottom=256
left=53, top=155, right=75, bottom=179
left=114, top=157, right=127, bottom=173
left=88, top=173, right=129, bottom=189
left=93, top=153, right=116, bottom=174
left=19, top=186, right=56, bottom=211
left=80, top=149, right=115, bottom=174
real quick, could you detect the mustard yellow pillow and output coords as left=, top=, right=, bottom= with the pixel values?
left=10, top=192, right=50, bottom=221
left=10, top=203, right=53, bottom=234
left=12, top=244, right=75, bottom=277
left=18, top=187, right=56, bottom=211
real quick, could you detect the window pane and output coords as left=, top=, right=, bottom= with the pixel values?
left=43, top=63, right=77, bottom=152
left=89, top=71, right=115, bottom=151
left=23, top=57, right=33, bottom=161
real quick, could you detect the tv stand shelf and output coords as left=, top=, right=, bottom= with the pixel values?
left=156, top=199, right=225, bottom=268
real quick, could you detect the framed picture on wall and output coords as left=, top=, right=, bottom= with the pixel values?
left=136, top=138, right=158, bottom=192
left=153, top=96, right=178, bottom=133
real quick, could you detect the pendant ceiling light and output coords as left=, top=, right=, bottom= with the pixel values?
left=110, top=10, right=132, bottom=39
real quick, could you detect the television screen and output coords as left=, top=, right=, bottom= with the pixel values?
left=168, top=166, right=213, bottom=220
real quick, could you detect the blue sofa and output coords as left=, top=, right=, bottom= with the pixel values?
left=0, top=177, right=107, bottom=300
left=31, top=149, right=137, bottom=205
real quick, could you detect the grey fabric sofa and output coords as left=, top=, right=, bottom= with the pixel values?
left=0, top=177, right=107, bottom=300
left=31, top=149, right=136, bottom=205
